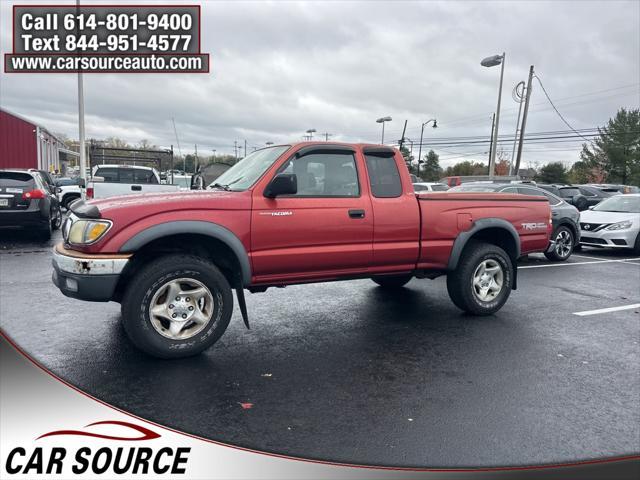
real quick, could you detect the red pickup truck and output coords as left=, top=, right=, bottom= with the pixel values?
left=52, top=143, right=552, bottom=358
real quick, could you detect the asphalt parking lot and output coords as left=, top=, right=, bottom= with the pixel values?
left=1, top=228, right=639, bottom=467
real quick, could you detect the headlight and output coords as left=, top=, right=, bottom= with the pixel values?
left=68, top=219, right=112, bottom=244
left=605, top=220, right=633, bottom=231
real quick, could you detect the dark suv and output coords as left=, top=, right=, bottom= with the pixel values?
left=450, top=183, right=580, bottom=261
left=0, top=169, right=62, bottom=240
left=537, top=184, right=589, bottom=210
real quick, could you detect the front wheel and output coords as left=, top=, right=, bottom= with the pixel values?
left=121, top=254, right=234, bottom=359
left=446, top=241, right=513, bottom=316
left=51, top=206, right=62, bottom=230
left=544, top=226, right=574, bottom=261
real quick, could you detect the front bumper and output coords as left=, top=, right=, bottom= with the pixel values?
left=51, top=244, right=131, bottom=302
left=579, top=227, right=639, bottom=249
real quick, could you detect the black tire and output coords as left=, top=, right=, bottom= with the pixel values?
left=63, top=194, right=80, bottom=210
left=573, top=244, right=582, bottom=252
left=446, top=241, right=513, bottom=316
left=51, top=206, right=62, bottom=230
left=633, top=233, right=640, bottom=255
left=121, top=254, right=234, bottom=359
left=544, top=225, right=574, bottom=261
left=371, top=274, right=412, bottom=288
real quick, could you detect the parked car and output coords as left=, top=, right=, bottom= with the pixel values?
left=537, top=184, right=589, bottom=210
left=86, top=165, right=180, bottom=199
left=439, top=175, right=521, bottom=187
left=55, top=177, right=85, bottom=209
left=587, top=184, right=639, bottom=194
left=450, top=182, right=579, bottom=261
left=413, top=182, right=449, bottom=192
left=52, top=143, right=552, bottom=358
left=573, top=184, right=616, bottom=209
left=578, top=194, right=640, bottom=253
left=0, top=169, right=62, bottom=239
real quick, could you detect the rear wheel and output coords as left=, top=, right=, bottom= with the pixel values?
left=51, top=206, right=62, bottom=230
left=371, top=274, right=412, bottom=289
left=447, top=241, right=513, bottom=316
left=121, top=254, right=234, bottom=359
left=544, top=226, right=574, bottom=261
left=633, top=233, right=640, bottom=255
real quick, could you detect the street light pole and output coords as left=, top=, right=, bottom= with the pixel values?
left=376, top=116, right=392, bottom=144
left=481, top=52, right=506, bottom=178
left=417, top=118, right=437, bottom=169
left=305, top=129, right=316, bottom=141
left=77, top=0, right=86, bottom=180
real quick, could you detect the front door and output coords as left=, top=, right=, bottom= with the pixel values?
left=251, top=147, right=373, bottom=283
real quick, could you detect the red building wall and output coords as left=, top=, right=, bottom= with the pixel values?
left=0, top=109, right=38, bottom=169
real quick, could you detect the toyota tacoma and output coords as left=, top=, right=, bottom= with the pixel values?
left=52, top=143, right=552, bottom=358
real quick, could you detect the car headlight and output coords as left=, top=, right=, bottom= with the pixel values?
left=68, top=219, right=112, bottom=244
left=605, top=220, right=633, bottom=231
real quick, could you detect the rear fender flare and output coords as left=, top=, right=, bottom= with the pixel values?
left=119, top=221, right=251, bottom=286
left=447, top=218, right=520, bottom=286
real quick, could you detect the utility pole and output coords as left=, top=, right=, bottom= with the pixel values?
left=398, top=120, right=407, bottom=151
left=488, top=113, right=496, bottom=172
left=514, top=65, right=535, bottom=176
left=194, top=144, right=198, bottom=174
left=321, top=132, right=333, bottom=141
left=233, top=141, right=238, bottom=160
left=244, top=139, right=247, bottom=158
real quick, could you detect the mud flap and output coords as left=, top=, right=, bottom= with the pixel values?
left=512, top=259, right=518, bottom=290
left=235, top=287, right=250, bottom=329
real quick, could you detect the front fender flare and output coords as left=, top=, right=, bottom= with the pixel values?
left=119, top=221, right=252, bottom=286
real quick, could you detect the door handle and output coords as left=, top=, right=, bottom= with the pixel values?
left=348, top=209, right=365, bottom=219
left=131, top=185, right=142, bottom=191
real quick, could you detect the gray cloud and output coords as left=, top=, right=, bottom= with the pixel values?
left=1, top=0, right=638, bottom=167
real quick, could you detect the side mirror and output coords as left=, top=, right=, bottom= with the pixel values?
left=77, top=178, right=86, bottom=188
left=588, top=206, right=594, bottom=210
left=264, top=173, right=297, bottom=198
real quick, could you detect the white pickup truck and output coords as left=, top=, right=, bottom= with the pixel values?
left=86, top=165, right=180, bottom=200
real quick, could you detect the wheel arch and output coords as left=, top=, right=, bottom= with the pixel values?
left=117, top=221, right=251, bottom=289
left=448, top=218, right=520, bottom=271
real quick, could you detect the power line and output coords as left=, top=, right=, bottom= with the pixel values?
left=533, top=74, right=593, bottom=143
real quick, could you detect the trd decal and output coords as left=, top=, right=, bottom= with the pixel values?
left=521, top=222, right=548, bottom=230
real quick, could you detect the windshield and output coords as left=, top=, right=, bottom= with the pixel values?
left=592, top=195, right=640, bottom=213
left=208, top=146, right=290, bottom=191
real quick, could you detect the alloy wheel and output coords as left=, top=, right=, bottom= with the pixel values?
left=472, top=259, right=504, bottom=302
left=149, top=278, right=215, bottom=340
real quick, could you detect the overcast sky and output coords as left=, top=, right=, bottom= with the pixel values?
left=1, top=0, right=639, bottom=168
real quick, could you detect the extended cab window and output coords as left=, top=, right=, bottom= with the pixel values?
left=279, top=152, right=359, bottom=197
left=364, top=153, right=402, bottom=198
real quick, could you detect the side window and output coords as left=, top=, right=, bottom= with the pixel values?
left=134, top=169, right=158, bottom=184
left=502, top=187, right=518, bottom=193
left=579, top=187, right=595, bottom=197
left=95, top=168, right=119, bottom=182
left=364, top=154, right=402, bottom=198
left=542, top=191, right=562, bottom=206
left=278, top=152, right=359, bottom=197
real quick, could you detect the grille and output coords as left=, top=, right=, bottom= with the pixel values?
left=580, top=222, right=607, bottom=232
left=581, top=236, right=607, bottom=245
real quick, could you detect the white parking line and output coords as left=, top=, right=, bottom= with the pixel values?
left=520, top=257, right=640, bottom=269
left=573, top=304, right=640, bottom=316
